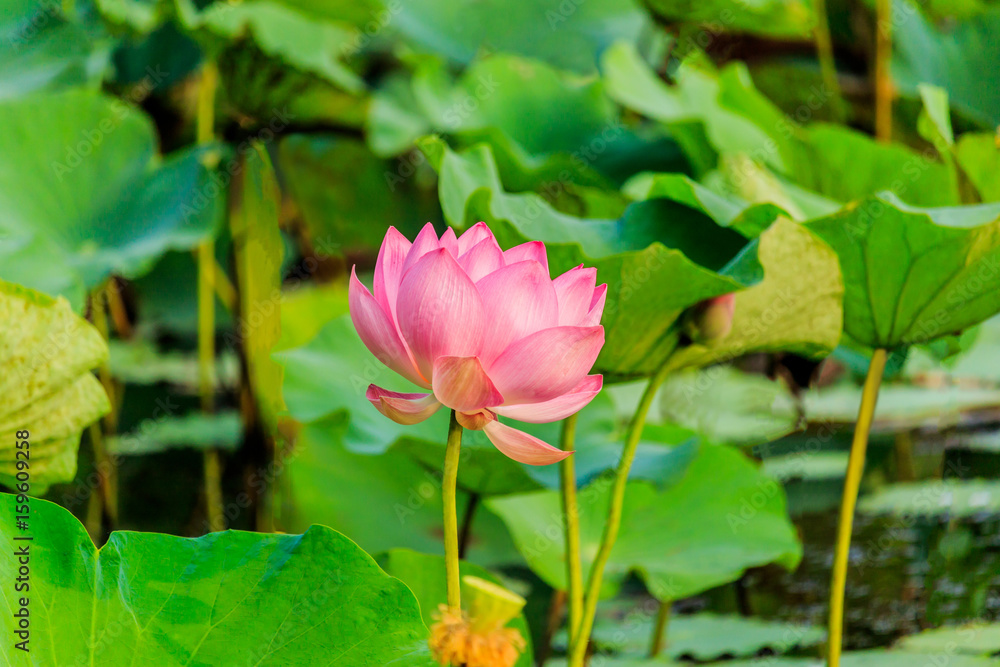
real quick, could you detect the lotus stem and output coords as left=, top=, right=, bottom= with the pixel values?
left=648, top=599, right=671, bottom=658
left=874, top=0, right=893, bottom=142
left=443, top=410, right=464, bottom=609
left=569, top=361, right=673, bottom=666
left=827, top=348, right=887, bottom=667
left=813, top=0, right=844, bottom=123
left=197, top=59, right=226, bottom=533
left=560, top=413, right=583, bottom=646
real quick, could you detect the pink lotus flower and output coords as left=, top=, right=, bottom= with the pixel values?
left=349, top=222, right=606, bottom=465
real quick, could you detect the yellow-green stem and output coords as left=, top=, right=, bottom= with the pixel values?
left=813, top=0, right=844, bottom=123
left=197, top=59, right=225, bottom=533
left=569, top=361, right=673, bottom=666
left=560, top=414, right=583, bottom=646
left=443, top=411, right=464, bottom=609
left=827, top=348, right=887, bottom=667
left=874, top=0, right=893, bottom=142
left=648, top=600, right=671, bottom=658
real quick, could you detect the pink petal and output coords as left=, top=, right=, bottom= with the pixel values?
left=366, top=385, right=442, bottom=425
left=552, top=265, right=597, bottom=326
left=432, top=356, right=504, bottom=413
left=439, top=227, right=459, bottom=256
left=457, top=221, right=494, bottom=254
left=476, top=261, right=559, bottom=363
left=487, top=326, right=604, bottom=404
left=396, top=248, right=487, bottom=379
left=373, top=227, right=411, bottom=318
left=503, top=241, right=549, bottom=276
left=458, top=237, right=505, bottom=282
left=581, top=284, right=608, bottom=327
left=349, top=268, right=429, bottom=387
left=483, top=420, right=572, bottom=465
left=494, top=375, right=603, bottom=423
left=401, top=222, right=441, bottom=277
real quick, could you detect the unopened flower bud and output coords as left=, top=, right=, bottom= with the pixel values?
left=685, top=293, right=736, bottom=342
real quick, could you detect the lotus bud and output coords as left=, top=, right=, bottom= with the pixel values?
left=685, top=292, right=736, bottom=342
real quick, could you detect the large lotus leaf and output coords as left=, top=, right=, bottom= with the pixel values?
left=108, top=338, right=240, bottom=390
left=392, top=0, right=647, bottom=73
left=956, top=132, right=1000, bottom=202
left=580, top=609, right=824, bottom=660
left=665, top=219, right=844, bottom=370
left=805, top=193, right=1000, bottom=348
left=0, top=281, right=109, bottom=490
left=0, top=89, right=222, bottom=309
left=486, top=443, right=801, bottom=601
left=278, top=134, right=432, bottom=253
left=419, top=136, right=750, bottom=380
left=622, top=171, right=789, bottom=237
left=859, top=479, right=1000, bottom=518
left=282, top=417, right=523, bottom=568
left=658, top=366, right=801, bottom=446
left=231, top=144, right=285, bottom=427
left=712, top=154, right=843, bottom=222
left=173, top=0, right=363, bottom=92
left=897, top=622, right=1000, bottom=654
left=795, top=124, right=957, bottom=207
left=894, top=0, right=1000, bottom=127
left=108, top=412, right=242, bottom=455
left=402, top=55, right=619, bottom=189
left=380, top=550, right=533, bottom=667
left=0, top=0, right=111, bottom=100
left=601, top=41, right=801, bottom=174
left=0, top=493, right=433, bottom=666
left=805, top=383, right=1000, bottom=429
left=705, top=652, right=997, bottom=666
left=644, top=0, right=814, bottom=37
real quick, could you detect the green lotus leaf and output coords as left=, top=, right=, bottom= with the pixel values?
left=956, top=132, right=1000, bottom=202
left=859, top=479, right=1000, bottom=518
left=173, top=0, right=364, bottom=92
left=486, top=443, right=801, bottom=601
left=231, top=144, right=285, bottom=427
left=658, top=366, right=801, bottom=446
left=577, top=608, right=824, bottom=660
left=894, top=0, right=1000, bottom=127
left=108, top=412, right=242, bottom=455
left=392, top=0, right=648, bottom=73
left=0, top=0, right=111, bottom=100
left=804, top=383, right=1000, bottom=429
left=0, top=89, right=223, bottom=309
left=805, top=193, right=1000, bottom=349
left=643, top=0, right=815, bottom=38
left=897, top=622, right=1000, bottom=654
left=0, top=493, right=433, bottom=666
left=0, top=281, right=109, bottom=490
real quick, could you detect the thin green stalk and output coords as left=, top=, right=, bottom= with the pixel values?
left=569, top=361, right=673, bottom=667
left=197, top=59, right=225, bottom=533
left=813, top=0, right=844, bottom=123
left=560, top=414, right=583, bottom=647
left=443, top=411, right=464, bottom=609
left=648, top=600, right=671, bottom=658
left=828, top=348, right=888, bottom=667
left=874, top=0, right=893, bottom=142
